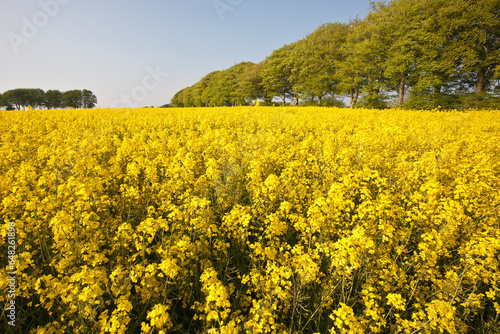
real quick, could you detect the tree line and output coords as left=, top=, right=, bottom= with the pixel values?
left=171, top=0, right=500, bottom=109
left=0, top=88, right=98, bottom=110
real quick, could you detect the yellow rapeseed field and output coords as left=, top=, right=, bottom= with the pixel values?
left=1, top=107, right=499, bottom=333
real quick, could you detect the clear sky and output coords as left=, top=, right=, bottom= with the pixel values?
left=1, top=0, right=371, bottom=108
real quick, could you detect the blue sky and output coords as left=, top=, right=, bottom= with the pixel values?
left=1, top=0, right=371, bottom=107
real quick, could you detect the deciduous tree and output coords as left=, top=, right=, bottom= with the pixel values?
left=295, top=22, right=348, bottom=106
left=3, top=89, right=27, bottom=110
left=238, top=62, right=274, bottom=105
left=45, top=90, right=63, bottom=109
left=260, top=43, right=298, bottom=105
left=63, top=89, right=83, bottom=109
left=82, top=89, right=98, bottom=108
left=442, top=0, right=500, bottom=94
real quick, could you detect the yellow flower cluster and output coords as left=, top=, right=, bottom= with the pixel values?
left=0, top=107, right=499, bottom=333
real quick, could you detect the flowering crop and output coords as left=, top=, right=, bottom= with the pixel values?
left=1, top=107, right=499, bottom=333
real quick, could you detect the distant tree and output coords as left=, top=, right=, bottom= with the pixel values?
left=0, top=93, right=12, bottom=110
left=204, top=62, right=254, bottom=106
left=169, top=0, right=499, bottom=110
left=410, top=0, right=466, bottom=96
left=193, top=71, right=219, bottom=106
left=2, top=88, right=98, bottom=110
left=25, top=88, right=45, bottom=109
left=226, top=62, right=255, bottom=105
left=82, top=89, right=97, bottom=108
left=200, top=71, right=221, bottom=106
left=260, top=43, right=297, bottom=105
left=442, top=0, right=500, bottom=94
left=172, top=86, right=200, bottom=107
left=296, top=22, right=348, bottom=106
left=171, top=88, right=187, bottom=107
left=183, top=87, right=194, bottom=107
left=346, top=4, right=391, bottom=108
left=381, top=0, right=425, bottom=106
left=45, top=90, right=63, bottom=109
left=3, top=89, right=27, bottom=110
left=335, top=21, right=365, bottom=108
left=63, top=90, right=83, bottom=108
left=238, top=62, right=274, bottom=105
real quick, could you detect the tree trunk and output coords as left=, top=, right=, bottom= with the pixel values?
left=476, top=67, right=487, bottom=94
left=398, top=73, right=406, bottom=107
left=350, top=87, right=359, bottom=108
left=373, top=88, right=380, bottom=101
left=293, top=92, right=299, bottom=106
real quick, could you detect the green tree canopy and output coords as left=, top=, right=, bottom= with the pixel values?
left=296, top=22, right=348, bottom=106
left=45, top=90, right=63, bottom=109
left=62, top=90, right=83, bottom=109
left=204, top=62, right=255, bottom=106
left=2, top=88, right=97, bottom=109
left=238, top=62, right=275, bottom=105
left=442, top=0, right=500, bottom=93
left=82, top=89, right=98, bottom=108
left=260, top=43, right=298, bottom=105
left=3, top=89, right=29, bottom=110
left=25, top=88, right=46, bottom=109
left=170, top=0, right=500, bottom=110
